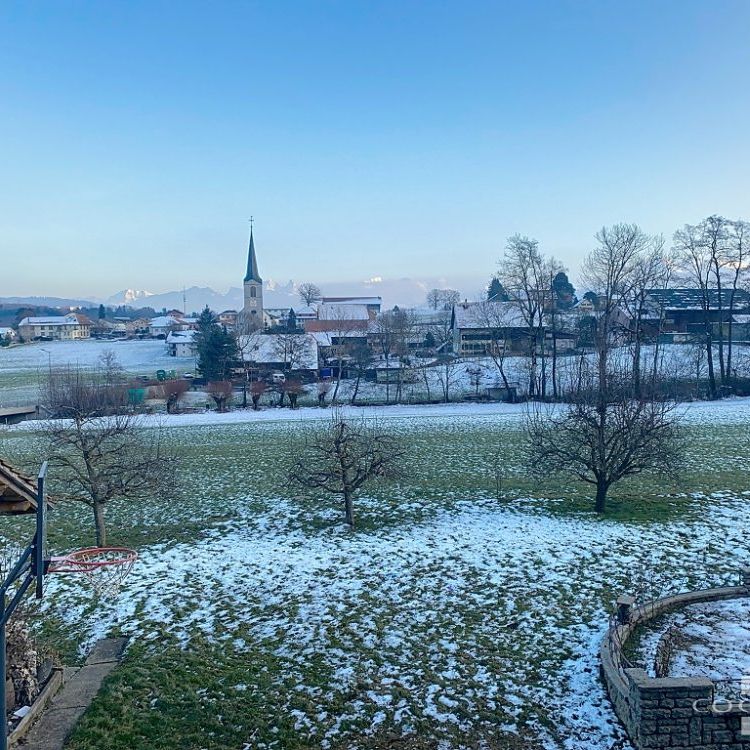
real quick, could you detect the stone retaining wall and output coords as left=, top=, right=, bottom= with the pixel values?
left=600, top=574, right=750, bottom=749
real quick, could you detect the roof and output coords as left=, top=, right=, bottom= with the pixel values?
left=243, top=228, right=262, bottom=283
left=451, top=301, right=528, bottom=330
left=149, top=315, right=181, bottom=328
left=318, top=303, right=372, bottom=321
left=0, top=459, right=42, bottom=514
left=646, top=288, right=750, bottom=311
left=18, top=315, right=80, bottom=326
left=309, top=330, right=367, bottom=346
left=166, top=330, right=197, bottom=343
left=321, top=296, right=382, bottom=306
left=237, top=333, right=319, bottom=370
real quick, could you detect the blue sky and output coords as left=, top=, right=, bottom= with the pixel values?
left=1, top=1, right=749, bottom=300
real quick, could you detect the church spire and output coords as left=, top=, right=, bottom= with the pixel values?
left=244, top=218, right=262, bottom=283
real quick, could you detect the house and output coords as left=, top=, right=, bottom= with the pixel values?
left=304, top=302, right=375, bottom=334
left=450, top=301, right=576, bottom=357
left=166, top=330, right=199, bottom=358
left=148, top=315, right=184, bottom=338
left=643, top=288, right=750, bottom=338
left=321, top=296, right=382, bottom=315
left=218, top=310, right=238, bottom=329
left=237, top=332, right=319, bottom=376
left=17, top=314, right=91, bottom=341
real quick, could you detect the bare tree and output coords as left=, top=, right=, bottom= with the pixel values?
left=498, top=236, right=559, bottom=398
left=42, top=364, right=175, bottom=546
left=271, top=333, right=312, bottom=373
left=288, top=412, right=404, bottom=527
left=434, top=355, right=460, bottom=402
left=526, top=363, right=682, bottom=513
left=724, top=219, right=750, bottom=379
left=348, top=340, right=373, bottom=405
left=206, top=380, right=232, bottom=412
left=297, top=282, right=322, bottom=307
left=162, top=379, right=190, bottom=414
left=249, top=379, right=267, bottom=410
left=426, top=288, right=461, bottom=311
left=282, top=378, right=305, bottom=409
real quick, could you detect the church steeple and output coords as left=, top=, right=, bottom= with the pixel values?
left=244, top=222, right=262, bottom=283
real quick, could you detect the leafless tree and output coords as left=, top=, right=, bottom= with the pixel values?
left=471, top=298, right=515, bottom=394
left=162, top=379, right=190, bottom=414
left=288, top=412, right=404, bottom=527
left=271, top=333, right=312, bottom=373
left=297, top=282, right=322, bottom=307
left=526, top=362, right=682, bottom=513
left=42, top=364, right=176, bottom=546
left=434, top=355, right=461, bottom=402
left=249, top=379, right=267, bottom=410
left=317, top=379, right=332, bottom=407
left=498, top=236, right=560, bottom=398
left=348, top=340, right=373, bottom=405
left=371, top=309, right=416, bottom=404
left=724, top=219, right=750, bottom=379
left=426, top=288, right=461, bottom=311
left=674, top=220, right=720, bottom=398
left=282, top=378, right=305, bottom=409
left=206, top=380, right=232, bottom=412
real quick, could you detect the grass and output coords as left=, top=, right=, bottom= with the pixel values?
left=0, top=405, right=748, bottom=749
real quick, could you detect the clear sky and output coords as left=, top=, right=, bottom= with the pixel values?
left=1, top=1, right=749, bottom=299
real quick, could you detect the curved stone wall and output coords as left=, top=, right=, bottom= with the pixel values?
left=600, top=576, right=750, bottom=749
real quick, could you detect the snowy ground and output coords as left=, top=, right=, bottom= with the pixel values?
left=2, top=399, right=748, bottom=749
left=0, top=339, right=195, bottom=405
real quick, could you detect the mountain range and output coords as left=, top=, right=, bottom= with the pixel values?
left=1, top=275, right=484, bottom=313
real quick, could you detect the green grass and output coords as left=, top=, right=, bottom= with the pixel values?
left=0, top=408, right=748, bottom=749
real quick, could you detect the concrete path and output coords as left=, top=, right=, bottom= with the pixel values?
left=18, top=637, right=128, bottom=749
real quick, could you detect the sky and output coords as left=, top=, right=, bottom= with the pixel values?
left=1, top=0, right=749, bottom=301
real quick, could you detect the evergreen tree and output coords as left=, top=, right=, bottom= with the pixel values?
left=287, top=308, right=298, bottom=332
left=487, top=277, right=509, bottom=302
left=98, top=304, right=106, bottom=320
left=552, top=272, right=576, bottom=310
left=195, top=306, right=238, bottom=381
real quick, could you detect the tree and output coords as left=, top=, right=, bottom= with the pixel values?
left=282, top=378, right=305, bottom=409
left=498, top=235, right=561, bottom=398
left=287, top=308, right=299, bottom=332
left=348, top=341, right=373, bottom=405
left=487, top=277, right=509, bottom=302
left=195, top=307, right=238, bottom=382
left=435, top=355, right=460, bottom=403
left=288, top=412, right=404, bottom=527
left=723, top=219, right=749, bottom=381
left=249, top=380, right=267, bottom=410
left=162, top=379, right=190, bottom=414
left=526, top=366, right=682, bottom=513
left=427, top=289, right=461, bottom=311
left=552, top=272, right=576, bottom=310
left=297, top=282, right=322, bottom=306
left=98, top=304, right=106, bottom=320
left=271, top=333, right=312, bottom=373
left=42, top=363, right=175, bottom=546
left=206, top=381, right=232, bottom=412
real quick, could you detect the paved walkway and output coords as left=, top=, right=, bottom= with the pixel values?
left=18, top=637, right=127, bottom=750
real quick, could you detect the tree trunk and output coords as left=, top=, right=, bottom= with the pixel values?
left=594, top=479, right=608, bottom=514
left=351, top=371, right=361, bottom=405
left=551, top=324, right=558, bottom=400
left=93, top=502, right=107, bottom=546
left=706, top=329, right=717, bottom=399
left=343, top=489, right=354, bottom=527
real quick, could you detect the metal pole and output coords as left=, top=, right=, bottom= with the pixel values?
left=1, top=591, right=7, bottom=750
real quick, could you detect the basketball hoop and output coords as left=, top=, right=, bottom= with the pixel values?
left=49, top=547, right=138, bottom=598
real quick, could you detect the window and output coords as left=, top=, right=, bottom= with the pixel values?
left=250, top=287, right=256, bottom=298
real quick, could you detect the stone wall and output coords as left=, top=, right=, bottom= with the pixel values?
left=600, top=577, right=750, bottom=749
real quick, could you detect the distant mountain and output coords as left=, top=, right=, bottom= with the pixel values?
left=0, top=295, right=96, bottom=308
left=105, top=289, right=155, bottom=306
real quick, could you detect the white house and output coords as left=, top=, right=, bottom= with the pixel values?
left=166, top=330, right=198, bottom=358
left=17, top=314, right=91, bottom=341
left=237, top=332, right=319, bottom=374
left=148, top=315, right=184, bottom=338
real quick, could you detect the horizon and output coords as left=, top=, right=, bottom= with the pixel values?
left=1, top=1, right=749, bottom=298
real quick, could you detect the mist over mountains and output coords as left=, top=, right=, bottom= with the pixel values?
left=2, top=275, right=484, bottom=313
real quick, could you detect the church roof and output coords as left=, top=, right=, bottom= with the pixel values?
left=244, top=228, right=262, bottom=284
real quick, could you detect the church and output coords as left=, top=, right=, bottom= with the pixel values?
left=241, top=224, right=264, bottom=325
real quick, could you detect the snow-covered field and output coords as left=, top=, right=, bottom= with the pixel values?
left=2, top=398, right=748, bottom=749
left=0, top=339, right=195, bottom=405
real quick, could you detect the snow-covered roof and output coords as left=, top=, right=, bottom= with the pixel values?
left=292, top=305, right=318, bottom=318
left=309, top=330, right=367, bottom=346
left=451, top=302, right=527, bottom=330
left=166, top=330, right=197, bottom=343
left=321, top=296, right=382, bottom=306
left=149, top=315, right=181, bottom=328
left=18, top=315, right=79, bottom=326
left=237, top=333, right=319, bottom=370
left=318, top=303, right=371, bottom=321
